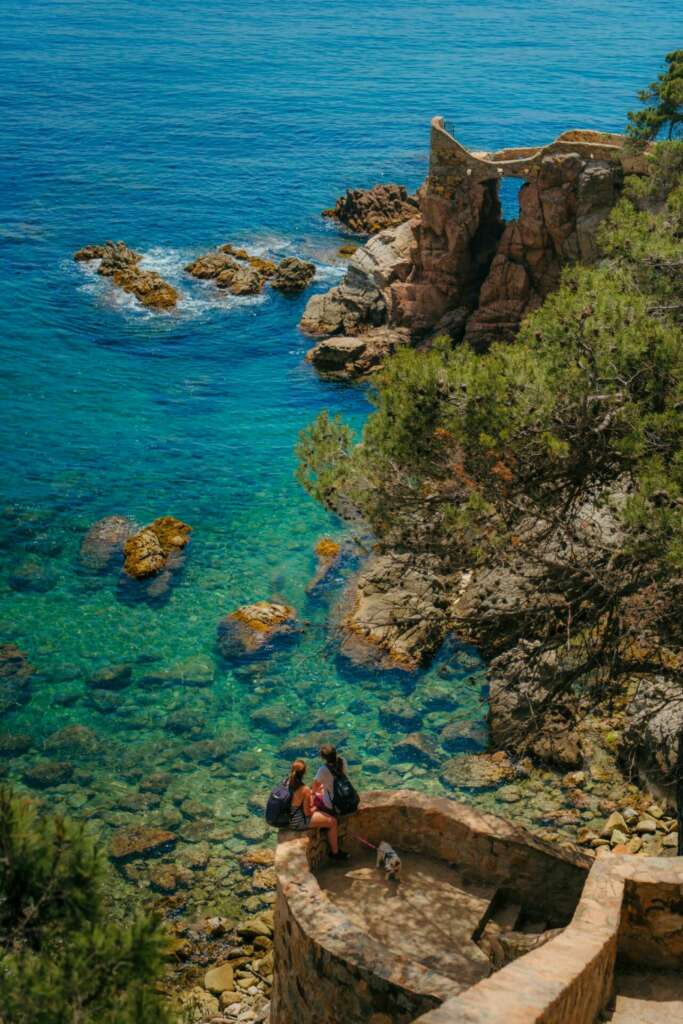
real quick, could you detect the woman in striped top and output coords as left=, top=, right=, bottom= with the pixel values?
left=287, top=759, right=348, bottom=859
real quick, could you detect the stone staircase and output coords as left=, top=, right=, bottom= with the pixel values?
left=605, top=971, right=683, bottom=1023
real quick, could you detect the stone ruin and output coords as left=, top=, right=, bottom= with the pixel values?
left=302, top=120, right=652, bottom=377
left=270, top=791, right=683, bottom=1024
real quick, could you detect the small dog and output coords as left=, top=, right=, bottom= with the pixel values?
left=376, top=840, right=401, bottom=881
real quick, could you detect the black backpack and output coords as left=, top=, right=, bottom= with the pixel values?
left=265, top=779, right=292, bottom=827
left=331, top=765, right=359, bottom=815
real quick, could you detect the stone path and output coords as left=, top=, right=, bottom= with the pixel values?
left=316, top=849, right=494, bottom=988
left=606, top=970, right=683, bottom=1022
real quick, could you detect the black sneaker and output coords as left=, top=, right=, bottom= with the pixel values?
left=330, top=850, right=350, bottom=861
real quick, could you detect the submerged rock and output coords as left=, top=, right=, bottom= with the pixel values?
left=278, top=729, right=347, bottom=759
left=9, top=557, right=57, bottom=593
left=23, top=760, right=73, bottom=788
left=0, top=732, right=33, bottom=756
left=270, top=257, right=315, bottom=294
left=43, top=724, right=100, bottom=754
left=80, top=515, right=136, bottom=571
left=110, top=825, right=177, bottom=862
left=140, top=655, right=215, bottom=688
left=123, top=516, right=191, bottom=580
left=392, top=731, right=441, bottom=767
left=440, top=752, right=514, bottom=792
left=217, top=601, right=297, bottom=659
left=0, top=643, right=34, bottom=713
left=249, top=703, right=297, bottom=734
left=87, top=663, right=133, bottom=690
left=322, top=184, right=418, bottom=235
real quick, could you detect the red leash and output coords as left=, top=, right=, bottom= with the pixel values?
left=348, top=831, right=378, bottom=851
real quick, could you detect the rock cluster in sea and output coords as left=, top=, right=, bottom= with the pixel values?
left=185, top=245, right=315, bottom=296
left=74, top=241, right=179, bottom=310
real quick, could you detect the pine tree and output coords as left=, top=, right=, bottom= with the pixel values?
left=0, top=786, right=176, bottom=1024
left=627, top=50, right=683, bottom=143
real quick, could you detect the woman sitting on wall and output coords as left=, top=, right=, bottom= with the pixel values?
left=314, top=744, right=359, bottom=816
left=287, top=758, right=348, bottom=859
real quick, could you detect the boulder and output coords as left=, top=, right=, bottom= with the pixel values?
left=217, top=601, right=297, bottom=659
left=111, top=268, right=178, bottom=310
left=79, top=515, right=136, bottom=571
left=123, top=516, right=191, bottom=580
left=185, top=251, right=239, bottom=280
left=74, top=242, right=177, bottom=310
left=392, top=731, right=441, bottom=767
left=271, top=257, right=316, bottom=294
left=23, top=760, right=73, bottom=789
left=322, top=184, right=418, bottom=235
left=204, top=964, right=234, bottom=995
left=43, top=724, right=99, bottom=754
left=87, top=663, right=133, bottom=690
left=0, top=732, right=33, bottom=756
left=9, top=557, right=57, bottom=593
left=338, top=552, right=458, bottom=671
left=306, top=326, right=411, bottom=380
left=0, top=644, right=34, bottom=713
left=110, top=826, right=177, bottom=862
left=216, top=264, right=264, bottom=295
left=300, top=220, right=418, bottom=337
left=622, top=674, right=683, bottom=795
left=140, top=655, right=214, bottom=688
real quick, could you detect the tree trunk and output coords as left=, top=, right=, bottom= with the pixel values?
left=677, top=730, right=683, bottom=855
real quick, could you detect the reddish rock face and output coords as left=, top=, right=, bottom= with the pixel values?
left=390, top=179, right=503, bottom=337
left=123, top=516, right=191, bottom=579
left=464, top=155, right=623, bottom=349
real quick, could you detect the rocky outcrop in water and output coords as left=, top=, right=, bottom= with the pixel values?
left=80, top=515, right=136, bottom=571
left=306, top=326, right=411, bottom=379
left=300, top=219, right=418, bottom=338
left=217, top=601, right=298, bottom=660
left=123, top=516, right=191, bottom=580
left=322, top=184, right=418, bottom=235
left=338, top=552, right=463, bottom=671
left=74, top=241, right=178, bottom=310
left=306, top=537, right=341, bottom=593
left=270, top=257, right=316, bottom=294
left=186, top=246, right=315, bottom=297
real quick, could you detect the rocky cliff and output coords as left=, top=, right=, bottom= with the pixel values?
left=302, top=149, right=624, bottom=374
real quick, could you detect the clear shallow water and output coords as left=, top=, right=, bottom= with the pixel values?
left=1, top=1, right=682, bottom=912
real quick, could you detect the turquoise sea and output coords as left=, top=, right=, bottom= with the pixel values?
left=2, top=1, right=682, bottom=914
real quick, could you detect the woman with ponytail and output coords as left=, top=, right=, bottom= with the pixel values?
left=286, top=758, right=347, bottom=858
left=314, top=744, right=358, bottom=815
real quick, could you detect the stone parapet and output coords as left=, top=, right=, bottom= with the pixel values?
left=270, top=791, right=590, bottom=1024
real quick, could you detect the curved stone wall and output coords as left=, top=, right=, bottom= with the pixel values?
left=270, top=791, right=591, bottom=1024
left=413, top=855, right=683, bottom=1024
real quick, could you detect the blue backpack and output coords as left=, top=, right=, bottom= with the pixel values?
left=265, top=779, right=292, bottom=827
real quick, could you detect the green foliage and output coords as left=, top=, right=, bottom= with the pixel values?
left=627, top=50, right=683, bottom=143
left=297, top=141, right=683, bottom=670
left=0, top=787, right=175, bottom=1024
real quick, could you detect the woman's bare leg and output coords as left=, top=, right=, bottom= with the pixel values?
left=310, top=810, right=338, bottom=853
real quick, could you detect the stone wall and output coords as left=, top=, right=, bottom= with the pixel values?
left=412, top=856, right=683, bottom=1024
left=270, top=791, right=591, bottom=1024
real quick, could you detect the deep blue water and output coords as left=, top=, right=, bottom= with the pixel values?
left=1, top=1, right=681, bottom=911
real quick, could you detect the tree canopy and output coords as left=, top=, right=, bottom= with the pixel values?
left=0, top=786, right=176, bottom=1024
left=627, top=50, right=683, bottom=143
